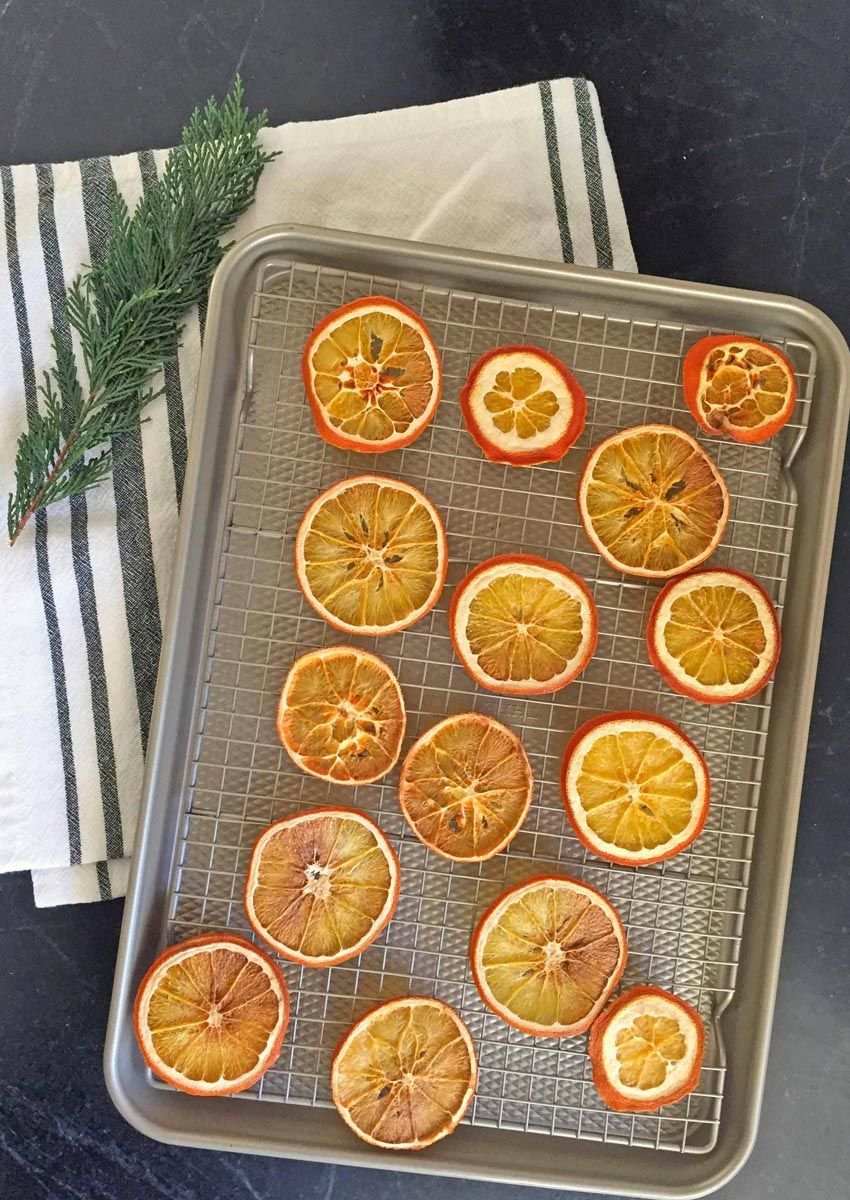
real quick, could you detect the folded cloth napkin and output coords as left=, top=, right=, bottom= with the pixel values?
left=0, top=78, right=635, bottom=906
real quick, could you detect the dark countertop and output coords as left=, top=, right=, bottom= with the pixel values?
left=1, top=3, right=848, bottom=1198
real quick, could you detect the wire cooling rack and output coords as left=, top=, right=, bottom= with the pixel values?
left=161, top=259, right=815, bottom=1155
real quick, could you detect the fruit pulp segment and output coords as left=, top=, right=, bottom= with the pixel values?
left=335, top=1003, right=473, bottom=1144
left=484, top=366, right=559, bottom=439
left=664, top=585, right=767, bottom=686
left=700, top=343, right=791, bottom=431
left=584, top=431, right=726, bottom=573
left=614, top=1014, right=687, bottom=1090
left=576, top=730, right=699, bottom=852
left=251, top=816, right=392, bottom=959
left=481, top=884, right=622, bottom=1028
left=402, top=718, right=530, bottom=858
left=467, top=572, right=584, bottom=683
left=282, top=652, right=403, bottom=782
left=311, top=309, right=434, bottom=441
left=147, top=947, right=281, bottom=1084
left=303, top=482, right=440, bottom=628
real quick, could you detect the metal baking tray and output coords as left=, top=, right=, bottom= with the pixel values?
left=105, top=226, right=849, bottom=1197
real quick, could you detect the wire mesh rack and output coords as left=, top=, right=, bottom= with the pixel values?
left=160, top=258, right=815, bottom=1156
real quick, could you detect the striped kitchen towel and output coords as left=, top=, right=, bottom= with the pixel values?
left=0, top=78, right=635, bottom=906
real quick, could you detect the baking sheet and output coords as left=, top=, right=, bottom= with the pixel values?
left=105, top=227, right=849, bottom=1197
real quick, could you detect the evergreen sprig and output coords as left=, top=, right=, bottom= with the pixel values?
left=8, top=76, right=277, bottom=544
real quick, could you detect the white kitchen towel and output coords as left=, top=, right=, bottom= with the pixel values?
left=0, top=78, right=635, bottom=907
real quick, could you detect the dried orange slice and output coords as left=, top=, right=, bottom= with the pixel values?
left=398, top=712, right=533, bottom=861
left=295, top=474, right=447, bottom=636
left=589, top=986, right=705, bottom=1112
left=244, top=808, right=400, bottom=967
left=331, top=996, right=477, bottom=1150
left=562, top=712, right=710, bottom=866
left=470, top=875, right=627, bottom=1036
left=683, top=334, right=797, bottom=444
left=277, top=646, right=405, bottom=785
left=460, top=345, right=586, bottom=465
left=450, top=554, right=597, bottom=695
left=302, top=296, right=441, bottom=453
left=578, top=424, right=729, bottom=578
left=133, top=933, right=289, bottom=1096
left=647, top=568, right=781, bottom=704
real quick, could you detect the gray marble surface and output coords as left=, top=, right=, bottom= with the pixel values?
left=1, top=2, right=848, bottom=1198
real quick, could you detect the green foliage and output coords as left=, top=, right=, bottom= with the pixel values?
left=8, top=77, right=276, bottom=543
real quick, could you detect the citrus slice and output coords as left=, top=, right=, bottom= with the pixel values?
left=450, top=554, right=597, bottom=695
left=460, top=345, right=586, bottom=465
left=331, top=996, right=477, bottom=1150
left=562, top=712, right=710, bottom=866
left=683, top=334, right=797, bottom=444
left=277, top=646, right=406, bottom=785
left=470, top=875, right=627, bottom=1036
left=647, top=567, right=781, bottom=704
left=295, top=474, right=447, bottom=636
left=244, top=808, right=400, bottom=967
left=133, top=933, right=289, bottom=1096
left=302, top=296, right=442, bottom=453
left=398, top=712, right=533, bottom=861
left=588, top=986, right=706, bottom=1112
left=578, top=424, right=730, bottom=578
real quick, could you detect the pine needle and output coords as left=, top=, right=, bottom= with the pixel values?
left=7, top=76, right=277, bottom=544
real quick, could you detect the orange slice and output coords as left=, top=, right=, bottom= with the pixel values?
left=133, top=933, right=289, bottom=1096
left=244, top=808, right=400, bottom=967
left=683, top=334, right=797, bottom=444
left=460, top=345, right=586, bottom=465
left=470, top=875, right=627, bottom=1036
left=277, top=646, right=406, bottom=785
left=562, top=712, right=710, bottom=866
left=578, top=424, right=729, bottom=578
left=302, top=296, right=441, bottom=453
left=398, top=712, right=533, bottom=861
left=450, top=554, right=597, bottom=695
left=589, top=986, right=706, bottom=1112
left=331, top=996, right=477, bottom=1150
left=295, top=474, right=447, bottom=636
left=647, top=568, right=781, bottom=704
